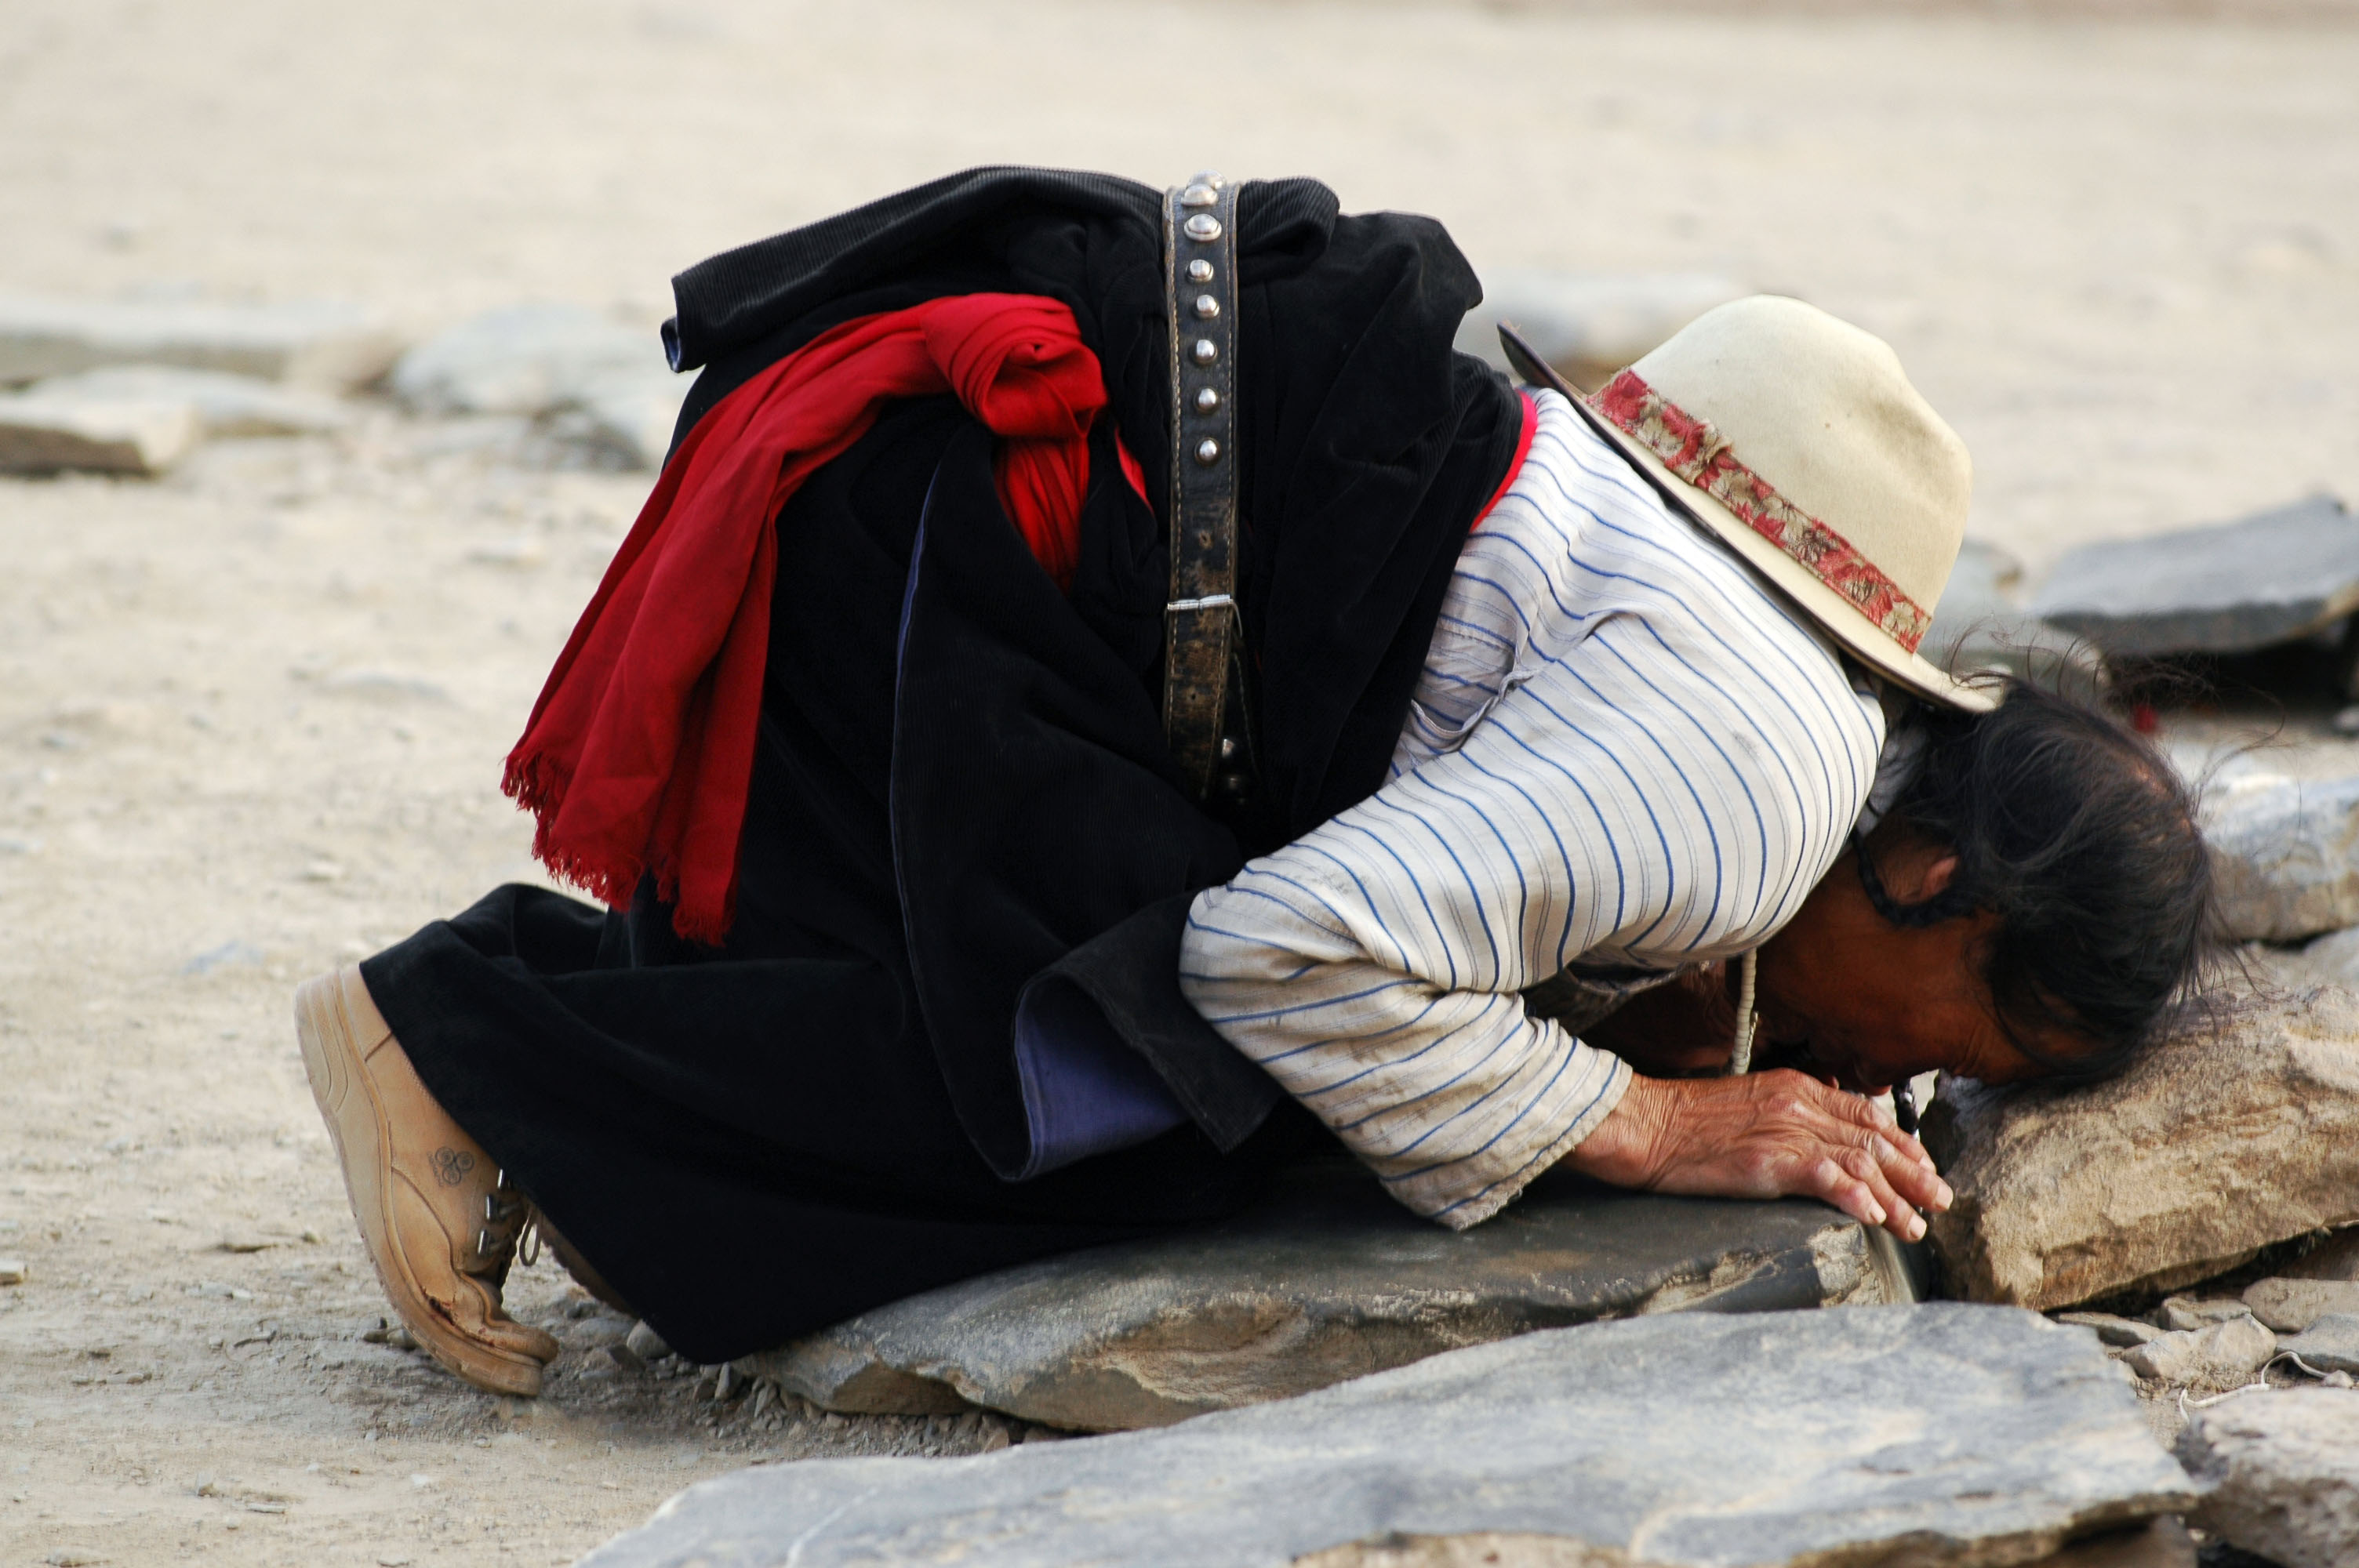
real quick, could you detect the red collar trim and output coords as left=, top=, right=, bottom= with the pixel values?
left=1587, top=372, right=1933, bottom=655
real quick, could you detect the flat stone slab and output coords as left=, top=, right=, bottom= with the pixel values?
left=591, top=1304, right=2194, bottom=1568
left=29, top=365, right=348, bottom=437
left=391, top=303, right=684, bottom=467
left=2180, top=1387, right=2359, bottom=1568
left=2029, top=493, right=2359, bottom=658
left=2245, top=1276, right=2359, bottom=1334
left=1925, top=985, right=2359, bottom=1309
left=735, top=1165, right=1917, bottom=1432
left=2278, top=1312, right=2359, bottom=1373
left=0, top=390, right=197, bottom=474
left=0, top=291, right=398, bottom=390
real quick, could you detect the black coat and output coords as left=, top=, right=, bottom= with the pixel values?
left=362, top=169, right=1524, bottom=1360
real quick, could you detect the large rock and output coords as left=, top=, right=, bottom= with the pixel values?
left=589, top=1305, right=2194, bottom=1568
left=1456, top=270, right=1743, bottom=388
left=390, top=303, right=683, bottom=467
left=2030, top=493, right=2359, bottom=658
left=2201, top=771, right=2359, bottom=942
left=26, top=365, right=347, bottom=437
left=0, top=389, right=197, bottom=474
left=2179, top=1388, right=2359, bottom=1568
left=734, top=1165, right=1918, bottom=1432
left=0, top=291, right=398, bottom=390
left=1924, top=986, right=2359, bottom=1310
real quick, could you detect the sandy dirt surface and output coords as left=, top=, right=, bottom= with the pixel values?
left=2, top=2, right=2356, bottom=1565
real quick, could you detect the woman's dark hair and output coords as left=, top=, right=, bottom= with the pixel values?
left=1855, top=679, right=2226, bottom=1082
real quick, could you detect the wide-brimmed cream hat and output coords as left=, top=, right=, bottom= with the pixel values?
left=1513, top=296, right=1992, bottom=713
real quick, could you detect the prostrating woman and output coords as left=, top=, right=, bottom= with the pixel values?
left=293, top=169, right=2219, bottom=1397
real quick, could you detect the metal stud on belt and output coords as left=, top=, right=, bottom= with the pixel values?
left=1161, top=172, right=1243, bottom=804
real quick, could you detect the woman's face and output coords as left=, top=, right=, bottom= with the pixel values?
left=1754, top=823, right=2079, bottom=1095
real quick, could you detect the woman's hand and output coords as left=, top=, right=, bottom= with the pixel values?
left=1563, top=1069, right=1951, bottom=1241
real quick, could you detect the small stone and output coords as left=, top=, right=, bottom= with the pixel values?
left=2121, top=1316, right=2275, bottom=1385
left=0, top=1260, right=24, bottom=1287
left=1925, top=985, right=2359, bottom=1309
left=2277, top=1312, right=2359, bottom=1374
left=359, top=1316, right=417, bottom=1349
left=2121, top=1329, right=2203, bottom=1384
left=2157, top=1296, right=2254, bottom=1333
left=463, top=535, right=547, bottom=570
left=2335, top=704, right=2359, bottom=738
left=2245, top=1277, right=2359, bottom=1333
left=216, top=1234, right=282, bottom=1254
left=300, top=861, right=345, bottom=884
left=624, top=1320, right=670, bottom=1362
left=2058, top=1311, right=2163, bottom=1348
left=2180, top=1387, right=2359, bottom=1568
left=181, top=941, right=263, bottom=976
left=2195, top=1316, right=2278, bottom=1381
left=315, top=670, right=452, bottom=706
left=2032, top=492, right=2359, bottom=659
left=0, top=390, right=197, bottom=475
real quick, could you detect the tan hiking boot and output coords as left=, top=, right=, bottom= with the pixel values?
left=295, top=967, right=561, bottom=1396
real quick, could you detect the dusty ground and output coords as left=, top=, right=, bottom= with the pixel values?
left=2, top=2, right=2357, bottom=1565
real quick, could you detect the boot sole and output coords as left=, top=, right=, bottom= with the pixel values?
left=296, top=969, right=547, bottom=1398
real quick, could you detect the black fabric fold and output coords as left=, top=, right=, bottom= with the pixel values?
left=664, top=164, right=1522, bottom=842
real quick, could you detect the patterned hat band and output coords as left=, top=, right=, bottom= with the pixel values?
left=1587, top=371, right=1934, bottom=655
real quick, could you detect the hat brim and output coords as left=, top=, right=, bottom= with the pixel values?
left=1565, top=394, right=1999, bottom=714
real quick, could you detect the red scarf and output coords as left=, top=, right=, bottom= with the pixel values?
left=502, top=294, right=1107, bottom=942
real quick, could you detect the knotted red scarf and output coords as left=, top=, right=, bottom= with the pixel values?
left=502, top=294, right=1107, bottom=942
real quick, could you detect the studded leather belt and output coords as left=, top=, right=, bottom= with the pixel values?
left=1160, top=172, right=1249, bottom=808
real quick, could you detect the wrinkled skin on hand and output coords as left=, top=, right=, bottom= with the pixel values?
left=1562, top=818, right=2077, bottom=1242
left=1565, top=1068, right=1950, bottom=1240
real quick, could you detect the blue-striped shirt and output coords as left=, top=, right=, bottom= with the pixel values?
left=1180, top=390, right=1887, bottom=1227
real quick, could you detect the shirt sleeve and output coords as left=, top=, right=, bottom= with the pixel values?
left=1181, top=546, right=1882, bottom=1229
